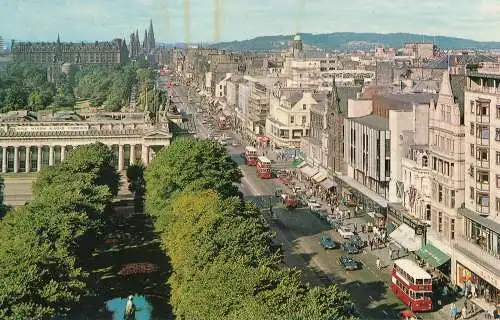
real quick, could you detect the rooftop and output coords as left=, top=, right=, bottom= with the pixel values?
left=375, top=92, right=437, bottom=110
left=423, top=54, right=497, bottom=69
left=350, top=114, right=389, bottom=131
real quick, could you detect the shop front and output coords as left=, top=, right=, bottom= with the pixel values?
left=387, top=203, right=428, bottom=251
left=336, top=174, right=388, bottom=216
left=456, top=261, right=499, bottom=308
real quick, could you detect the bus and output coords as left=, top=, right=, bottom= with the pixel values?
left=256, top=156, right=272, bottom=179
left=391, top=259, right=433, bottom=312
left=245, top=146, right=258, bottom=166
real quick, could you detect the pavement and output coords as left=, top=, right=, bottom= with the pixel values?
left=171, top=79, right=497, bottom=320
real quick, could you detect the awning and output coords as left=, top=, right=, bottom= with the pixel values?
left=320, top=178, right=337, bottom=190
left=292, top=158, right=306, bottom=169
left=415, top=243, right=450, bottom=268
left=312, top=170, right=328, bottom=183
left=390, top=223, right=422, bottom=252
left=300, top=166, right=318, bottom=178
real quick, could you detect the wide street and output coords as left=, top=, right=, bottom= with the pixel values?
left=165, top=72, right=463, bottom=320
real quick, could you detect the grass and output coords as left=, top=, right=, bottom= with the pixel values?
left=74, top=213, right=173, bottom=319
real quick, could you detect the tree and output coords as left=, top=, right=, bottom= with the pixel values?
left=0, top=143, right=119, bottom=319
left=145, top=138, right=242, bottom=219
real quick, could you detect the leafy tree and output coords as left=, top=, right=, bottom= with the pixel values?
left=145, top=138, right=242, bottom=219
left=0, top=143, right=118, bottom=319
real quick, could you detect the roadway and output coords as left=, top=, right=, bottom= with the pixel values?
left=167, top=77, right=449, bottom=320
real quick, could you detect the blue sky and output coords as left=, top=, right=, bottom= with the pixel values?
left=2, top=0, right=500, bottom=43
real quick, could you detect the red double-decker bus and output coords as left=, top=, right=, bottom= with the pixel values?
left=256, top=156, right=272, bottom=179
left=391, top=259, right=433, bottom=312
left=245, top=146, right=258, bottom=166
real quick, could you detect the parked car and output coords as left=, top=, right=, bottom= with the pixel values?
left=320, top=235, right=339, bottom=250
left=347, top=235, right=365, bottom=248
left=338, top=255, right=362, bottom=271
left=307, top=199, right=322, bottom=210
left=342, top=241, right=360, bottom=254
left=338, top=226, right=355, bottom=239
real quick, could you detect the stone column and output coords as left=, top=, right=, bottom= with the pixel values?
left=141, top=144, right=149, bottom=165
left=13, top=146, right=19, bottom=173
left=2, top=146, right=7, bottom=173
left=37, top=145, right=42, bottom=172
left=25, top=146, right=31, bottom=173
left=61, top=145, right=66, bottom=162
left=130, top=144, right=135, bottom=166
left=49, top=146, right=54, bottom=166
left=118, top=144, right=124, bottom=171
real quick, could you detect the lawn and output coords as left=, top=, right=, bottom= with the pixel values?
left=73, top=213, right=173, bottom=320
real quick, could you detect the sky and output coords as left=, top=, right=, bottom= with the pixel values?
left=2, top=0, right=500, bottom=43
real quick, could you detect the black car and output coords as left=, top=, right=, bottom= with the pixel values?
left=342, top=241, right=360, bottom=254
left=338, top=255, right=361, bottom=271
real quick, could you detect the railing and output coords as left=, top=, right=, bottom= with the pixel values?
left=476, top=159, right=490, bottom=169
left=476, top=181, right=489, bottom=191
left=454, top=235, right=500, bottom=273
left=467, top=85, right=500, bottom=95
left=475, top=114, right=490, bottom=124
left=475, top=204, right=490, bottom=215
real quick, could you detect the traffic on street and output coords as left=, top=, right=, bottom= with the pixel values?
left=161, top=70, right=455, bottom=320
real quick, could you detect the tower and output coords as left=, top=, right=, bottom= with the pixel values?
left=148, top=19, right=155, bottom=52
left=135, top=30, right=140, bottom=56
left=130, top=32, right=136, bottom=57
left=292, top=33, right=303, bottom=58
left=143, top=29, right=148, bottom=51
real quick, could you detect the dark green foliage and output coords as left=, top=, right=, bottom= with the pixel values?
left=74, top=64, right=137, bottom=111
left=0, top=61, right=56, bottom=112
left=145, top=139, right=356, bottom=320
left=0, top=143, right=119, bottom=319
left=126, top=163, right=145, bottom=197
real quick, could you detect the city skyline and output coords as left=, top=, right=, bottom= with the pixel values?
left=2, top=0, right=500, bottom=43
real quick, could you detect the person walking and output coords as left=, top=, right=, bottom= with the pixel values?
left=376, top=257, right=381, bottom=269
left=369, top=239, right=373, bottom=251
left=450, top=303, right=457, bottom=320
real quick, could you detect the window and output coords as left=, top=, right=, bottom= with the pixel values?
left=471, top=101, right=475, bottom=113
left=496, top=128, right=500, bottom=141
left=450, top=163, right=454, bottom=178
left=432, top=157, right=437, bottom=170
left=438, top=184, right=443, bottom=202
left=496, top=198, right=500, bottom=212
left=422, top=156, right=428, bottom=167
left=302, top=116, right=306, bottom=125
left=438, top=212, right=443, bottom=232
left=290, top=116, right=294, bottom=124
left=451, top=218, right=455, bottom=240
left=497, top=105, right=500, bottom=119
left=470, top=187, right=474, bottom=199
left=470, top=144, right=474, bottom=156
left=497, top=175, right=500, bottom=188
left=450, top=190, right=455, bottom=209
left=497, top=151, right=500, bottom=165
left=302, top=104, right=306, bottom=110
left=470, top=122, right=474, bottom=135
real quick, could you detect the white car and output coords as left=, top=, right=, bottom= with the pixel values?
left=307, top=199, right=322, bottom=210
left=338, top=227, right=355, bottom=239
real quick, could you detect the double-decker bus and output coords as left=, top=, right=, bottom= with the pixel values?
left=391, top=259, right=433, bottom=312
left=256, top=156, right=272, bottom=179
left=245, top=146, right=258, bottom=166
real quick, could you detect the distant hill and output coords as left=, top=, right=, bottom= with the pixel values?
left=207, top=32, right=500, bottom=51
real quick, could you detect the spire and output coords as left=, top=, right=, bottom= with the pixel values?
left=438, top=69, right=454, bottom=106
left=57, top=33, right=60, bottom=44
left=143, top=29, right=148, bottom=50
left=148, top=19, right=155, bottom=51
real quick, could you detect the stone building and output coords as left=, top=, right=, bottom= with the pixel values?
left=0, top=111, right=172, bottom=173
left=12, top=35, right=128, bottom=66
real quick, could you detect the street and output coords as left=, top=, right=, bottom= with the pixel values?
left=164, top=74, right=454, bottom=320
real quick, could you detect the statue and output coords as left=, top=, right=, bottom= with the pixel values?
left=144, top=111, right=153, bottom=126
left=124, top=295, right=136, bottom=320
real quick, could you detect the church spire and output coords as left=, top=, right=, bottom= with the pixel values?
left=143, top=29, right=148, bottom=51
left=148, top=19, right=155, bottom=51
left=57, top=33, right=60, bottom=44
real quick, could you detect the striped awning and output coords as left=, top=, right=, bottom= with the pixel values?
left=312, top=170, right=328, bottom=183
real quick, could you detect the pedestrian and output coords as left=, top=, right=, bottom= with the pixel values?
left=450, top=303, right=457, bottom=320
left=354, top=223, right=357, bottom=233
left=462, top=306, right=466, bottom=319
left=376, top=257, right=381, bottom=269
left=348, top=211, right=351, bottom=219
left=471, top=283, right=476, bottom=298
left=369, top=239, right=373, bottom=251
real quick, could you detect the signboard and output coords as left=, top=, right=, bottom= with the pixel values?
left=11, top=125, right=89, bottom=133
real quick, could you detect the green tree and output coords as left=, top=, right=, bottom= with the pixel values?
left=145, top=138, right=242, bottom=219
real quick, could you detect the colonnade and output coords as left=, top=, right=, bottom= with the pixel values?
left=0, top=143, right=157, bottom=173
